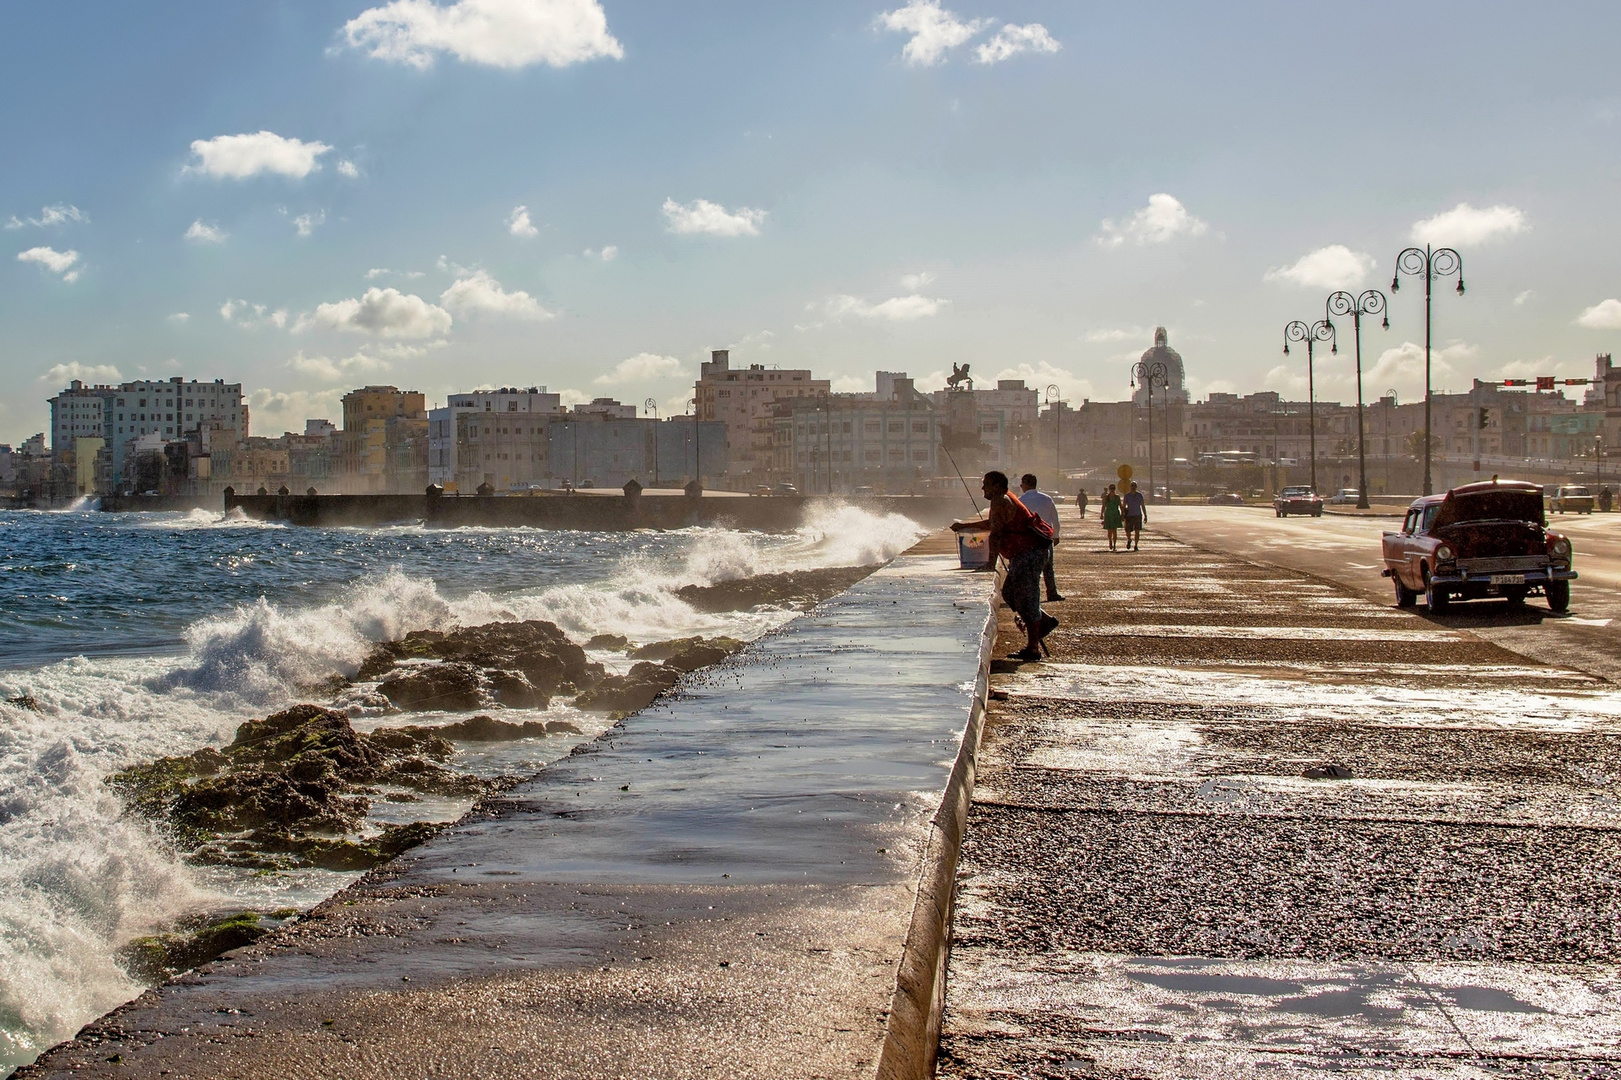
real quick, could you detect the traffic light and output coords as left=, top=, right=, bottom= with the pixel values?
left=1478, top=407, right=1489, bottom=429
left=1537, top=376, right=1556, bottom=391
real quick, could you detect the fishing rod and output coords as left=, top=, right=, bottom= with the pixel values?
left=941, top=444, right=981, bottom=516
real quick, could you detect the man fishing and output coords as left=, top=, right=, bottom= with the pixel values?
left=950, top=471, right=1057, bottom=661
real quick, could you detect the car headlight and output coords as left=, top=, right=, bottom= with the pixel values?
left=1435, top=544, right=1455, bottom=563
left=1551, top=537, right=1571, bottom=559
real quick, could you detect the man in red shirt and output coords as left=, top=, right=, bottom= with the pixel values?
left=951, top=471, right=1056, bottom=660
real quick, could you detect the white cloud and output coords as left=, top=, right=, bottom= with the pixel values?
left=1409, top=202, right=1527, bottom=246
left=286, top=349, right=394, bottom=383
left=439, top=270, right=552, bottom=320
left=341, top=0, right=624, bottom=70
left=185, top=131, right=332, bottom=180
left=248, top=388, right=346, bottom=433
left=1098, top=194, right=1208, bottom=248
left=593, top=352, right=684, bottom=385
left=1270, top=339, right=1478, bottom=402
left=662, top=197, right=766, bottom=237
left=17, top=246, right=81, bottom=282
left=289, top=210, right=326, bottom=237
left=975, top=23, right=1059, bottom=64
left=337, top=160, right=362, bottom=179
left=167, top=313, right=190, bottom=324
left=1263, top=245, right=1374, bottom=290
left=365, top=267, right=425, bottom=281
left=39, top=361, right=121, bottom=384
left=508, top=205, right=538, bottom=238
left=821, top=293, right=947, bottom=321
left=559, top=388, right=592, bottom=407
left=6, top=204, right=87, bottom=229
left=877, top=0, right=989, bottom=66
left=831, top=374, right=871, bottom=393
left=598, top=244, right=617, bottom=261
left=220, top=299, right=290, bottom=330
left=900, top=271, right=935, bottom=290
left=1085, top=326, right=1148, bottom=343
left=993, top=361, right=1094, bottom=400
left=1514, top=290, right=1533, bottom=307
left=184, top=219, right=228, bottom=244
left=301, top=287, right=453, bottom=338
left=1577, top=299, right=1621, bottom=330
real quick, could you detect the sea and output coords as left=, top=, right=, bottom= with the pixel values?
left=0, top=501, right=928, bottom=1073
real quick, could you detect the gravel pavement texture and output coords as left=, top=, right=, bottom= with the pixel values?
left=939, top=509, right=1621, bottom=1079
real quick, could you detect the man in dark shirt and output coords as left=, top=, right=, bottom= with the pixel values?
left=951, top=471, right=1054, bottom=659
left=1122, top=480, right=1147, bottom=550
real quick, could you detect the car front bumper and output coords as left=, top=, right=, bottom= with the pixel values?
left=1429, top=566, right=1577, bottom=588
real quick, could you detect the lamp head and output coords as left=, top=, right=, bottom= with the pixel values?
left=1390, top=275, right=1400, bottom=292
left=1282, top=344, right=1290, bottom=356
left=1456, top=278, right=1466, bottom=296
left=1381, top=314, right=1389, bottom=330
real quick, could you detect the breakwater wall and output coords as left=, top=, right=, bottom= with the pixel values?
left=218, top=490, right=973, bottom=531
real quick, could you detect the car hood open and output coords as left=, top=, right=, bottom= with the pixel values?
left=1432, top=486, right=1544, bottom=529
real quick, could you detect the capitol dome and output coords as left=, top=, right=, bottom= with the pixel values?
left=1133, top=327, right=1189, bottom=405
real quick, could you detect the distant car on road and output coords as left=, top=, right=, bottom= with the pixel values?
left=1549, top=485, right=1595, bottom=514
left=1328, top=488, right=1360, bottom=505
left=773, top=483, right=799, bottom=496
left=1207, top=492, right=1245, bottom=506
left=1273, top=486, right=1323, bottom=517
left=1381, top=480, right=1575, bottom=612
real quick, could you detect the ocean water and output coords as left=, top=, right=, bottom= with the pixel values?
left=0, top=503, right=927, bottom=1073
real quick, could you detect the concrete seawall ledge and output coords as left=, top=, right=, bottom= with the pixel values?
left=21, top=539, right=995, bottom=1079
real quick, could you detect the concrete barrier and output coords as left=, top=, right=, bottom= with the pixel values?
left=875, top=582, right=998, bottom=1079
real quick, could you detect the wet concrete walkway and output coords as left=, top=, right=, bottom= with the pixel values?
left=22, top=547, right=987, bottom=1080
left=939, top=510, right=1621, bottom=1078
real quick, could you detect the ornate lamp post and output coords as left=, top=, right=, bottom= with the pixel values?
left=1045, top=384, right=1061, bottom=481
left=1283, top=319, right=1337, bottom=494
left=1392, top=244, right=1465, bottom=495
left=1131, top=360, right=1167, bottom=500
left=644, top=398, right=659, bottom=487
left=1325, top=290, right=1389, bottom=508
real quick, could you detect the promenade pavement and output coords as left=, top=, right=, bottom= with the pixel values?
left=938, top=504, right=1621, bottom=1078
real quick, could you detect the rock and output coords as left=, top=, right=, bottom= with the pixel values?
left=119, top=911, right=277, bottom=983
left=382, top=714, right=554, bottom=742
left=631, top=636, right=745, bottom=672
left=6, top=694, right=39, bottom=710
left=1302, top=764, right=1354, bottom=780
left=571, top=661, right=682, bottom=715
left=485, top=668, right=549, bottom=708
left=674, top=566, right=877, bottom=613
left=378, top=663, right=486, bottom=712
left=585, top=633, right=631, bottom=651
left=357, top=620, right=602, bottom=699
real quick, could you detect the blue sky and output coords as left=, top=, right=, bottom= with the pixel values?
left=4, top=0, right=1621, bottom=443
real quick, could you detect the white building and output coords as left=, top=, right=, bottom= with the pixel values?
left=50, top=376, right=244, bottom=484
left=48, top=381, right=112, bottom=451
left=428, top=387, right=563, bottom=487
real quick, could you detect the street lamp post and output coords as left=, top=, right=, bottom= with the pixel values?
left=1045, top=384, right=1061, bottom=482
left=1326, top=290, right=1389, bottom=509
left=1131, top=360, right=1167, bottom=501
left=1283, top=319, right=1337, bottom=494
left=687, top=398, right=700, bottom=487
left=1392, top=244, right=1465, bottom=496
left=1384, top=388, right=1397, bottom=494
left=645, top=398, right=659, bottom=487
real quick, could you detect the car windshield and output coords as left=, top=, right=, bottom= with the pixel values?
left=1282, top=487, right=1311, bottom=496
left=1565, top=487, right=1592, bottom=496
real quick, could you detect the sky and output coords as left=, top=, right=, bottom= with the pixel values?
left=4, top=0, right=1621, bottom=444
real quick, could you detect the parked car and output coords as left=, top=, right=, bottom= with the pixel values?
left=1328, top=488, right=1360, bottom=505
left=1207, top=492, right=1245, bottom=506
left=1381, top=480, right=1575, bottom=612
left=772, top=483, right=799, bottom=496
left=1549, top=485, right=1595, bottom=514
left=1273, top=486, right=1323, bottom=517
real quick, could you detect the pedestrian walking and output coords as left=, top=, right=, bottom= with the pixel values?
left=1122, top=480, right=1147, bottom=550
left=1101, top=483, right=1123, bottom=552
left=949, top=471, right=1058, bottom=661
left=1076, top=488, right=1088, bottom=519
left=1019, top=473, right=1064, bottom=602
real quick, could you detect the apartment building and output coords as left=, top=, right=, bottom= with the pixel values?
left=427, top=387, right=562, bottom=487
left=780, top=375, right=939, bottom=493
left=341, top=385, right=426, bottom=492
left=49, top=376, right=244, bottom=484
left=695, top=349, right=828, bottom=480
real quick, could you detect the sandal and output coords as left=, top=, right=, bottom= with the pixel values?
left=1006, top=647, right=1043, bottom=662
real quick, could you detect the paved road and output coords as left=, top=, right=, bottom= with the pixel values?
left=940, top=506, right=1621, bottom=1078
left=1157, top=505, right=1621, bottom=683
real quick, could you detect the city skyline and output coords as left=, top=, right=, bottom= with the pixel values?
left=6, top=1, right=1621, bottom=446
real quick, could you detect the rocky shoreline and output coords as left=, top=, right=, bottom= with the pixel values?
left=100, top=564, right=883, bottom=988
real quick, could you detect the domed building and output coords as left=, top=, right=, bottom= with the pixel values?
left=1132, top=327, right=1189, bottom=405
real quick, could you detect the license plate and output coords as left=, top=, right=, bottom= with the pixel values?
left=1489, top=573, right=1525, bottom=585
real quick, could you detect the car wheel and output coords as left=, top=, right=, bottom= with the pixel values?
left=1422, top=566, right=1449, bottom=613
left=1547, top=579, right=1571, bottom=612
left=1314, top=508, right=1322, bottom=517
left=1393, top=575, right=1417, bottom=608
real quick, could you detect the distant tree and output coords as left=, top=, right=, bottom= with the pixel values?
left=1404, top=430, right=1442, bottom=459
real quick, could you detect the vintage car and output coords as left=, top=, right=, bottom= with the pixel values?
left=1207, top=492, right=1245, bottom=506
left=1549, top=485, right=1595, bottom=514
left=1328, top=488, right=1360, bottom=505
left=1273, top=486, right=1323, bottom=517
left=1381, top=480, right=1575, bottom=612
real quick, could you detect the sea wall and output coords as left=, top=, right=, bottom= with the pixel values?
left=218, top=490, right=973, bottom=531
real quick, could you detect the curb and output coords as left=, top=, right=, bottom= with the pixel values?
left=874, top=594, right=998, bottom=1080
